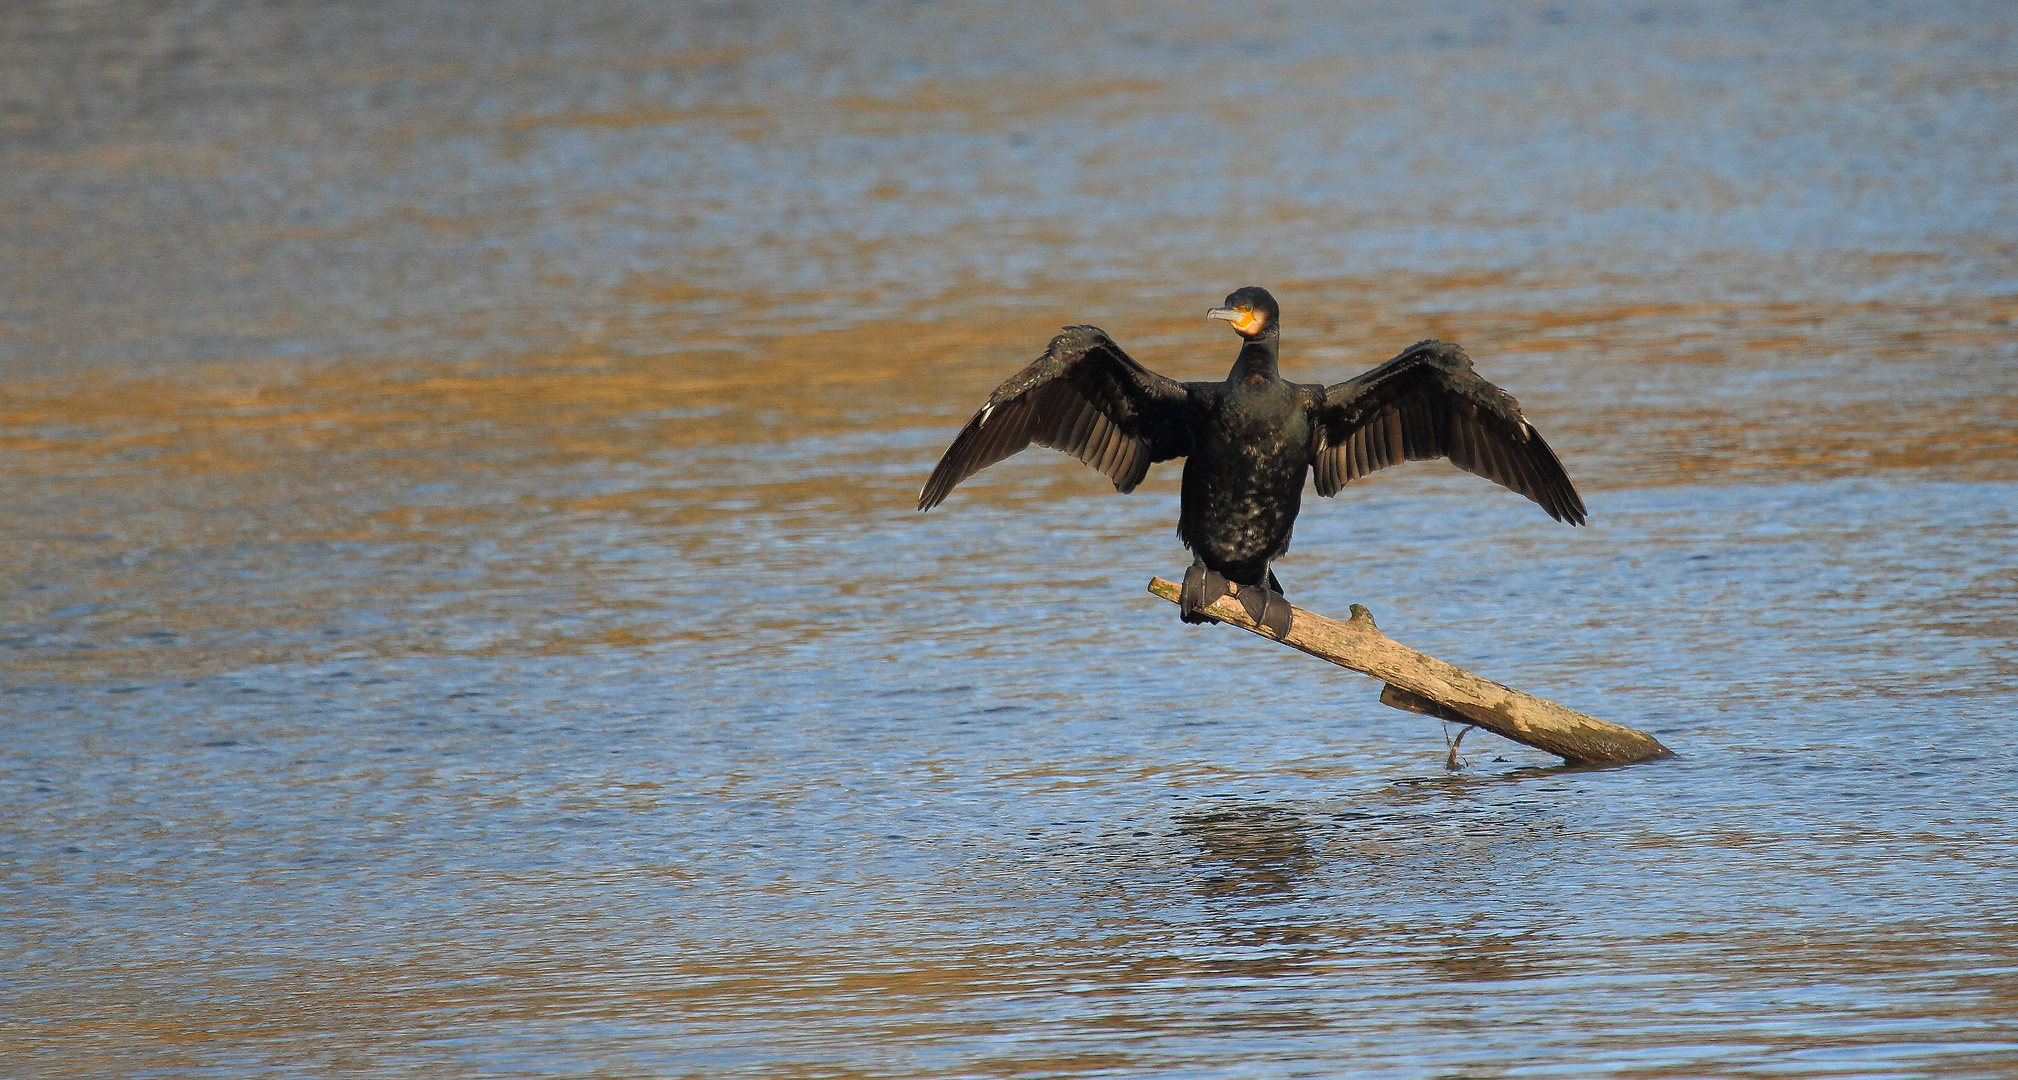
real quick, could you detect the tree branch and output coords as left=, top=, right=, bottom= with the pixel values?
left=1146, top=576, right=1672, bottom=766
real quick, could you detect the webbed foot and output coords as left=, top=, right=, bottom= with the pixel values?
left=1237, top=583, right=1293, bottom=637
left=1179, top=560, right=1233, bottom=623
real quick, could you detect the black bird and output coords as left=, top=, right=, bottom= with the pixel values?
left=917, top=286, right=1586, bottom=632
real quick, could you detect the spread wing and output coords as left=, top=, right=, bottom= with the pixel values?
left=918, top=325, right=1193, bottom=510
left=1310, top=340, right=1586, bottom=524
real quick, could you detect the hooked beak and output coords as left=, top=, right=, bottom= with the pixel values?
left=1208, top=306, right=1258, bottom=334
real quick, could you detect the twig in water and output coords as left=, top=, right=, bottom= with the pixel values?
left=1442, top=722, right=1476, bottom=772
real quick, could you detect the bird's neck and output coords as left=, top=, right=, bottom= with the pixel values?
left=1227, top=335, right=1280, bottom=382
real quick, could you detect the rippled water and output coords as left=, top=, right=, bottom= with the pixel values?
left=5, top=2, right=2018, bottom=1076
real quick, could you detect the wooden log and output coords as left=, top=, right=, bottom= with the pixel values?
left=1146, top=576, right=1672, bottom=766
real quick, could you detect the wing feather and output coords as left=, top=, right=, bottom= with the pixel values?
left=1084, top=410, right=1118, bottom=475
left=1444, top=403, right=1473, bottom=473
left=1093, top=415, right=1128, bottom=477
left=1309, top=340, right=1587, bottom=524
left=1060, top=396, right=1099, bottom=458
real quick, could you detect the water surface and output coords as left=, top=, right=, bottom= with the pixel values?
left=4, top=2, right=2018, bottom=1076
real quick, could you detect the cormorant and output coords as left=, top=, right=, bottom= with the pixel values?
left=917, top=287, right=1586, bottom=632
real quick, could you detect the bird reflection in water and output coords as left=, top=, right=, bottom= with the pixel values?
left=1168, top=802, right=1335, bottom=980
left=1176, top=803, right=1320, bottom=899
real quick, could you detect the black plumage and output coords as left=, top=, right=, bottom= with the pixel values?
left=918, top=287, right=1585, bottom=628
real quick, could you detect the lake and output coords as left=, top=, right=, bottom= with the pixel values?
left=4, top=1, right=2017, bottom=1075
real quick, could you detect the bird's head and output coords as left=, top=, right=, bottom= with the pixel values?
left=1207, top=286, right=1279, bottom=340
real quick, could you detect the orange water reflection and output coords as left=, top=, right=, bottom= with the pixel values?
left=3, top=267, right=2013, bottom=681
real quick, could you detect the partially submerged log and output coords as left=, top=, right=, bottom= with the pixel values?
left=1146, top=576, right=1672, bottom=766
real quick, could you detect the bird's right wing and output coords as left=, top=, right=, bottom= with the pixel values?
left=918, top=325, right=1192, bottom=510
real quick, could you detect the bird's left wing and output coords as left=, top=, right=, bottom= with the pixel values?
left=918, top=325, right=1192, bottom=510
left=1309, top=340, right=1587, bottom=524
